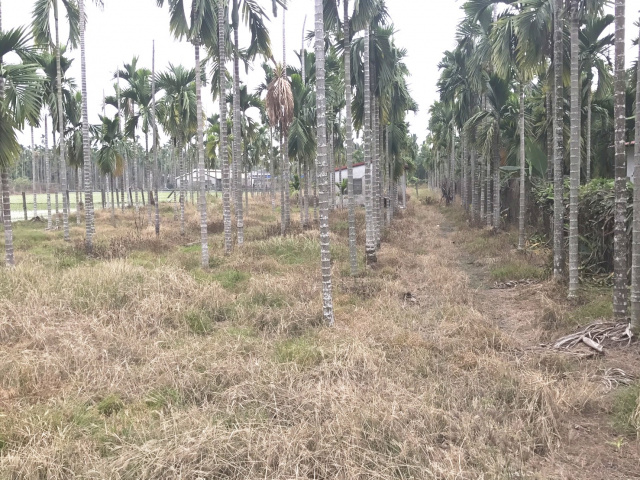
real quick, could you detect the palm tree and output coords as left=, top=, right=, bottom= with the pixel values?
left=266, top=64, right=293, bottom=235
left=78, top=0, right=102, bottom=252
left=157, top=64, right=197, bottom=237
left=0, top=26, right=43, bottom=266
left=315, top=0, right=334, bottom=326
left=156, top=0, right=216, bottom=268
left=581, top=13, right=613, bottom=184
left=32, top=0, right=79, bottom=242
left=96, top=113, right=124, bottom=223
left=612, top=0, right=626, bottom=320
left=65, top=90, right=84, bottom=224
left=568, top=0, right=608, bottom=297
left=229, top=0, right=278, bottom=244
left=34, top=50, right=75, bottom=231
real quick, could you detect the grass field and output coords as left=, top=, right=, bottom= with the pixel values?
left=0, top=190, right=638, bottom=478
left=7, top=191, right=183, bottom=217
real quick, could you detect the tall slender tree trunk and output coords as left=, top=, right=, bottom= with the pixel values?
left=31, top=126, right=37, bottom=219
left=269, top=128, right=275, bottom=211
left=179, top=141, right=185, bottom=235
left=220, top=0, right=232, bottom=255
left=470, top=132, right=477, bottom=223
left=613, top=0, right=628, bottom=319
left=232, top=0, right=244, bottom=246
left=282, top=10, right=291, bottom=232
left=53, top=0, right=69, bottom=240
left=280, top=130, right=286, bottom=234
left=152, top=41, right=160, bottom=237
left=386, top=126, right=392, bottom=226
left=518, top=82, right=527, bottom=250
left=630, top=19, right=640, bottom=334
left=586, top=86, right=592, bottom=183
left=194, top=39, right=209, bottom=268
left=304, top=162, right=310, bottom=227
left=79, top=0, right=94, bottom=250
left=315, top=0, right=335, bottom=326
left=45, top=115, right=52, bottom=229
left=568, top=2, right=580, bottom=297
left=492, top=123, right=500, bottom=229
left=553, top=0, right=565, bottom=278
left=145, top=133, right=152, bottom=225
left=110, top=175, right=115, bottom=223
left=546, top=89, right=553, bottom=183
left=1, top=168, right=13, bottom=267
left=364, top=24, right=376, bottom=264
left=486, top=151, right=492, bottom=228
left=480, top=152, right=485, bottom=221
left=374, top=99, right=381, bottom=246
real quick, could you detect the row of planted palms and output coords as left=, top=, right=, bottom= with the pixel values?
left=423, top=0, right=640, bottom=332
left=1, top=0, right=417, bottom=326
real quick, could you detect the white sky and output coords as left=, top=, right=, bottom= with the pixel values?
left=5, top=0, right=640, bottom=148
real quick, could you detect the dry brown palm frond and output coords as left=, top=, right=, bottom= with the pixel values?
left=265, top=64, right=294, bottom=134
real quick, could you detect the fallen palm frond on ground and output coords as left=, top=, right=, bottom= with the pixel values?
left=551, top=321, right=634, bottom=353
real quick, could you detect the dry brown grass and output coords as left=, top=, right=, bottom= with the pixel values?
left=0, top=194, right=639, bottom=479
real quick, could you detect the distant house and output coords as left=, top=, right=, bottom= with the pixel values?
left=335, top=162, right=365, bottom=195
left=175, top=169, right=221, bottom=190
left=175, top=169, right=272, bottom=191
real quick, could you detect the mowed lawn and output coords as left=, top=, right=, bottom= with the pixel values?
left=0, top=191, right=638, bottom=479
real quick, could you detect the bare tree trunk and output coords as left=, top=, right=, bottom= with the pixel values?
left=314, top=0, right=335, bottom=326
left=194, top=39, right=209, bottom=267
left=630, top=19, right=640, bottom=334
left=45, top=115, right=52, bottom=230
left=480, top=152, right=485, bottom=222
left=178, top=142, right=185, bottom=235
left=364, top=24, right=376, bottom=264
left=553, top=0, right=565, bottom=278
left=518, top=82, right=527, bottom=250
left=53, top=0, right=69, bottom=240
left=80, top=0, right=94, bottom=251
left=546, top=89, right=553, bottom=183
left=152, top=41, right=160, bottom=237
left=613, top=0, right=628, bottom=320
left=568, top=2, right=580, bottom=297
left=269, top=128, right=275, bottom=212
left=1, top=168, right=14, bottom=267
left=31, top=126, right=37, bottom=219
left=492, top=124, right=500, bottom=229
left=586, top=87, right=592, bottom=183
left=233, top=0, right=244, bottom=246
left=374, top=99, right=382, bottom=247
left=486, top=152, right=492, bottom=228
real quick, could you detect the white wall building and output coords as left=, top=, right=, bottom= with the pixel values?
left=334, top=162, right=365, bottom=205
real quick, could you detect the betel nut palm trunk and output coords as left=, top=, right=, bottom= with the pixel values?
left=568, top=0, right=580, bottom=297
left=613, top=0, right=628, bottom=320
left=314, top=0, right=335, bottom=326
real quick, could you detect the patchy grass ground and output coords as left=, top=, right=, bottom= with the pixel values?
left=0, top=190, right=639, bottom=479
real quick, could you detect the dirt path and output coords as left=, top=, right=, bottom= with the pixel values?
left=410, top=201, right=640, bottom=479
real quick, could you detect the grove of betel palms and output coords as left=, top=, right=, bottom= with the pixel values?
left=1, top=0, right=640, bottom=478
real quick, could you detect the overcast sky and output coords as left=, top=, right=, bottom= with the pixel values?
left=5, top=0, right=640, bottom=148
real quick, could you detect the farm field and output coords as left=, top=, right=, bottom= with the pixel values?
left=1, top=192, right=638, bottom=478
